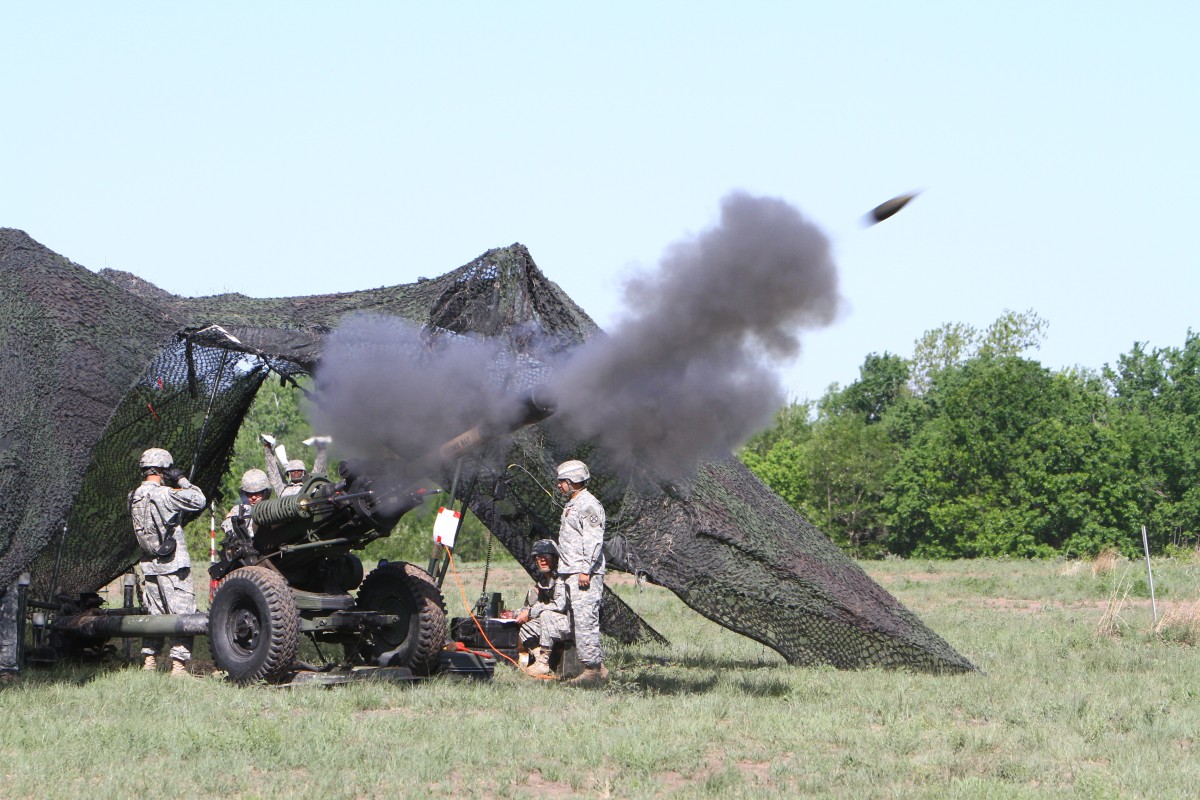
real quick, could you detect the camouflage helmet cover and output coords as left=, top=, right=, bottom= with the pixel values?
left=531, top=539, right=560, bottom=558
left=285, top=459, right=306, bottom=473
left=139, top=448, right=173, bottom=469
left=555, top=460, right=590, bottom=483
left=240, top=468, right=271, bottom=494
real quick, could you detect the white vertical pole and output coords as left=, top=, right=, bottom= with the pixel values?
left=209, top=501, right=219, bottom=602
left=1141, top=525, right=1158, bottom=625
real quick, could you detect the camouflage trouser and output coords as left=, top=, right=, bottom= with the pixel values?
left=0, top=580, right=20, bottom=673
left=520, top=609, right=571, bottom=649
left=141, top=568, right=196, bottom=662
left=566, top=573, right=604, bottom=666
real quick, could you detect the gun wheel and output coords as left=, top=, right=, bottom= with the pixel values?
left=355, top=562, right=447, bottom=676
left=210, top=565, right=299, bottom=684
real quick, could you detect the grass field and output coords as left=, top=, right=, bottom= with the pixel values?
left=2, top=555, right=1199, bottom=799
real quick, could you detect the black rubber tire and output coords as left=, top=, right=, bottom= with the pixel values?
left=209, top=566, right=300, bottom=684
left=355, top=562, right=447, bottom=676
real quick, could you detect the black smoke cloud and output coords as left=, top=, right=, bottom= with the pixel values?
left=309, top=191, right=842, bottom=485
left=546, top=191, right=842, bottom=480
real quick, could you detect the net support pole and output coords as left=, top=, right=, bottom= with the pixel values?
left=1141, top=524, right=1158, bottom=626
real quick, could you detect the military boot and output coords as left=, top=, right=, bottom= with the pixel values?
left=523, top=646, right=552, bottom=678
left=566, top=664, right=606, bottom=686
left=142, top=655, right=157, bottom=672
left=170, top=658, right=190, bottom=678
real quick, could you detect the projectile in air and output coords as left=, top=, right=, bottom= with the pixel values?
left=865, top=191, right=921, bottom=225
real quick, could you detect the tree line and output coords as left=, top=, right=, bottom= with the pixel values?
left=738, top=310, right=1200, bottom=559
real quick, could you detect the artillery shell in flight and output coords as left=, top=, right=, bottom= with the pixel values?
left=865, top=191, right=921, bottom=225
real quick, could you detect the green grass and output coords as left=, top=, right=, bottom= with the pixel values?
left=3, top=556, right=1200, bottom=798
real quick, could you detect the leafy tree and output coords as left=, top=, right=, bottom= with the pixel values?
left=739, top=401, right=814, bottom=510
left=801, top=411, right=898, bottom=557
left=1105, top=332, right=1200, bottom=550
left=909, top=309, right=1047, bottom=395
left=885, top=356, right=1137, bottom=557
left=910, top=321, right=978, bottom=396
left=742, top=356, right=908, bottom=556
left=832, top=351, right=911, bottom=423
left=978, top=308, right=1048, bottom=359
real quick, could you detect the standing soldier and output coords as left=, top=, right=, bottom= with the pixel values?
left=554, top=460, right=608, bottom=685
left=0, top=577, right=24, bottom=683
left=130, top=448, right=206, bottom=677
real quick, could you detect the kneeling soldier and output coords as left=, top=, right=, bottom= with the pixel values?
left=514, top=539, right=570, bottom=677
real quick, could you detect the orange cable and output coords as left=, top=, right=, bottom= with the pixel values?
left=445, top=548, right=521, bottom=668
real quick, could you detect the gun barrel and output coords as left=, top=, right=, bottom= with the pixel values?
left=437, top=427, right=485, bottom=463
left=511, top=386, right=557, bottom=428
left=432, top=387, right=556, bottom=467
left=52, top=609, right=210, bottom=638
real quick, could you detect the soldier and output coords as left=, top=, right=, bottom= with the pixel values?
left=222, top=468, right=271, bottom=540
left=514, top=539, right=570, bottom=678
left=260, top=433, right=329, bottom=496
left=0, top=577, right=24, bottom=684
left=554, top=460, right=608, bottom=685
left=129, top=448, right=206, bottom=677
left=278, top=460, right=308, bottom=497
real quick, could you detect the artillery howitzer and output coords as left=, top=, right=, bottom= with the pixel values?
left=47, top=391, right=555, bottom=684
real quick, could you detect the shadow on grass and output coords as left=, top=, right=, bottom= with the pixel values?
left=623, top=671, right=721, bottom=696
left=18, top=659, right=131, bottom=687
left=732, top=676, right=794, bottom=697
left=617, top=670, right=795, bottom=698
left=676, top=654, right=784, bottom=671
left=617, top=647, right=784, bottom=672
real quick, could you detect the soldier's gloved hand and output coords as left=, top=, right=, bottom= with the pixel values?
left=155, top=537, right=177, bottom=559
left=161, top=467, right=185, bottom=487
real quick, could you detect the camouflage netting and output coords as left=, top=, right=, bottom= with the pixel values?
left=0, top=227, right=975, bottom=673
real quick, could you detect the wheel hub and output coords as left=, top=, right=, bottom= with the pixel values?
left=231, top=607, right=262, bottom=651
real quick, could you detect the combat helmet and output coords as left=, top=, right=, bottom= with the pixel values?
left=284, top=459, right=307, bottom=475
left=531, top=539, right=560, bottom=559
left=139, top=448, right=173, bottom=470
left=555, top=460, right=590, bottom=483
left=240, top=468, right=271, bottom=494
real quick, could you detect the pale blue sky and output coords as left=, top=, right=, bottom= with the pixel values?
left=5, top=2, right=1197, bottom=402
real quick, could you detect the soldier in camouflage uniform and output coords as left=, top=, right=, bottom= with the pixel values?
left=130, top=448, right=206, bottom=677
left=554, top=460, right=608, bottom=685
left=0, top=576, right=24, bottom=682
left=260, top=433, right=329, bottom=496
left=221, top=469, right=271, bottom=539
left=514, top=539, right=570, bottom=677
left=278, top=460, right=309, bottom=497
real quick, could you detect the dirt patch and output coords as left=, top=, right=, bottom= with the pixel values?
left=521, top=769, right=581, bottom=799
left=656, top=750, right=781, bottom=791
left=601, top=572, right=643, bottom=588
